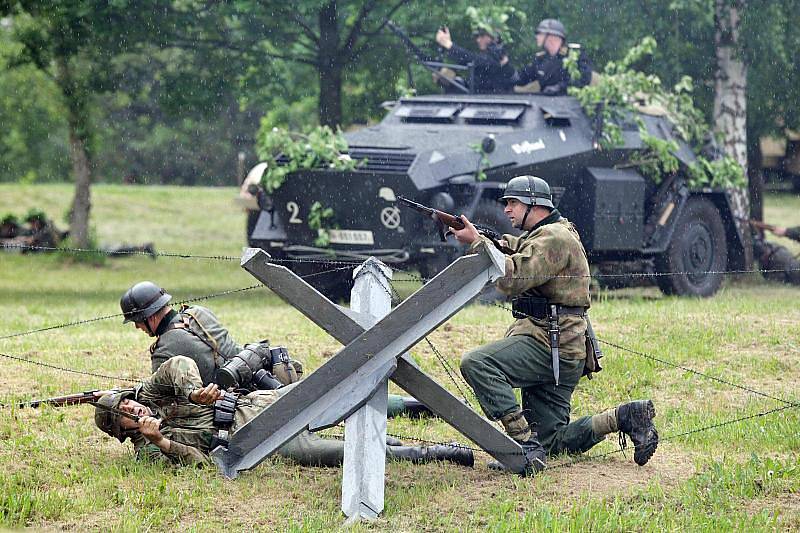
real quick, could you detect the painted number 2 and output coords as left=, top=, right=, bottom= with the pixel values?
left=287, top=201, right=303, bottom=224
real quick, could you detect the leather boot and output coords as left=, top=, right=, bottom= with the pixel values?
left=617, top=399, right=658, bottom=466
left=400, top=397, right=435, bottom=418
left=388, top=442, right=474, bottom=467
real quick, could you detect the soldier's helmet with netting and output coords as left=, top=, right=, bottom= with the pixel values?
left=94, top=390, right=136, bottom=442
left=120, top=281, right=172, bottom=324
left=500, top=175, right=554, bottom=209
left=536, top=18, right=566, bottom=40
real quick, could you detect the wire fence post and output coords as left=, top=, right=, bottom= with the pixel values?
left=342, top=258, right=392, bottom=521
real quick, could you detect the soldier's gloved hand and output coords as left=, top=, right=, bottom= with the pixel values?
left=138, top=416, right=168, bottom=450
left=451, top=215, right=481, bottom=245
left=190, top=383, right=223, bottom=405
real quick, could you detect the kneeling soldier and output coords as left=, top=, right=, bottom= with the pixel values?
left=94, top=356, right=473, bottom=468
left=451, top=175, right=659, bottom=474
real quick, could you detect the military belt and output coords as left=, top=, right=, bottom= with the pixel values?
left=510, top=296, right=585, bottom=320
left=511, top=296, right=587, bottom=386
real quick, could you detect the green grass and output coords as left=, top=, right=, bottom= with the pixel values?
left=1, top=184, right=799, bottom=530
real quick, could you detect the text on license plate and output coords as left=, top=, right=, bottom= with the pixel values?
left=327, top=229, right=374, bottom=245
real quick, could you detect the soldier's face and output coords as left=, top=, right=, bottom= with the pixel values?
left=118, top=398, right=153, bottom=430
left=536, top=32, right=545, bottom=48
left=475, top=34, right=492, bottom=50
left=503, top=198, right=529, bottom=228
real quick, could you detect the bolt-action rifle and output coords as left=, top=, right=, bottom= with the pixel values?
left=747, top=219, right=777, bottom=233
left=13, top=389, right=116, bottom=409
left=396, top=196, right=514, bottom=254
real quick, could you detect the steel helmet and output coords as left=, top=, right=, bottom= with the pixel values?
left=536, top=18, right=566, bottom=40
left=94, top=390, right=136, bottom=442
left=120, top=281, right=171, bottom=323
left=500, top=175, right=554, bottom=209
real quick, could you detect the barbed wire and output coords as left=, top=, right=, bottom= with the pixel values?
left=0, top=284, right=266, bottom=341
left=5, top=241, right=800, bottom=280
left=480, top=300, right=800, bottom=407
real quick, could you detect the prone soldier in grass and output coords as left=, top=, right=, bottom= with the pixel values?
left=119, top=281, right=431, bottom=417
left=93, top=356, right=473, bottom=468
left=450, top=175, right=659, bottom=474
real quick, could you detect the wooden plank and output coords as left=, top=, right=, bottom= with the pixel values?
left=212, top=251, right=500, bottom=478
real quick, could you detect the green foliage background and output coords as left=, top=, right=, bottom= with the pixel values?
left=0, top=0, right=798, bottom=184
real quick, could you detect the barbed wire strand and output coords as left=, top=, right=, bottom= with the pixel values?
left=5, top=241, right=800, bottom=279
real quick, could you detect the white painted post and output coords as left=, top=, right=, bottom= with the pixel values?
left=341, top=257, right=393, bottom=520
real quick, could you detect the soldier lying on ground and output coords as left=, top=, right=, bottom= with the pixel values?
left=450, top=175, right=659, bottom=475
left=752, top=223, right=800, bottom=285
left=94, top=356, right=473, bottom=468
left=119, top=281, right=431, bottom=418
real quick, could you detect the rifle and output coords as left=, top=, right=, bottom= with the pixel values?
left=747, top=219, right=777, bottom=233
left=396, top=196, right=514, bottom=254
left=13, top=389, right=116, bottom=409
left=385, top=21, right=471, bottom=94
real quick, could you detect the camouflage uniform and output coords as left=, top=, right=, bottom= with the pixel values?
left=148, top=305, right=412, bottom=417
left=120, top=356, right=471, bottom=468
left=121, top=356, right=348, bottom=466
left=460, top=209, right=605, bottom=454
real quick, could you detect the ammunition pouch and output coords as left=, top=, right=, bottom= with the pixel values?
left=583, top=316, right=603, bottom=379
left=213, top=391, right=238, bottom=430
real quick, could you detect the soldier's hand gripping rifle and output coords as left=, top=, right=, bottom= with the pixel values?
left=747, top=219, right=777, bottom=233
left=385, top=21, right=470, bottom=94
left=396, top=196, right=514, bottom=254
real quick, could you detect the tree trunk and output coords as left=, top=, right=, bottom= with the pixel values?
left=56, top=58, right=93, bottom=248
left=318, top=0, right=343, bottom=127
left=713, top=0, right=752, bottom=268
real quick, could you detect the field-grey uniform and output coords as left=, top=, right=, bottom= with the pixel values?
left=149, top=305, right=242, bottom=385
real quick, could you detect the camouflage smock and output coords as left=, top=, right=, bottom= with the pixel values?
left=470, top=210, right=591, bottom=358
left=149, top=305, right=243, bottom=384
left=133, top=355, right=280, bottom=466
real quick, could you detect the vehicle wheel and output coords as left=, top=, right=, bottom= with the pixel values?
left=290, top=261, right=355, bottom=303
left=654, top=197, right=727, bottom=297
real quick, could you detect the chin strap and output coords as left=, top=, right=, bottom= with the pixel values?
left=519, top=204, right=533, bottom=230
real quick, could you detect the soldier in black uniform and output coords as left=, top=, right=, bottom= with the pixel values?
left=434, top=25, right=514, bottom=94
left=752, top=223, right=800, bottom=285
left=511, top=19, right=592, bottom=95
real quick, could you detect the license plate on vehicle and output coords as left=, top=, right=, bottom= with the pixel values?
left=328, top=229, right=374, bottom=245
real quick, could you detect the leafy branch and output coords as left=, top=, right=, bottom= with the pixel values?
left=255, top=124, right=359, bottom=193
left=307, top=201, right=335, bottom=247
left=569, top=37, right=744, bottom=189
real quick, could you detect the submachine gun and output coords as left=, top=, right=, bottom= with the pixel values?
left=385, top=21, right=473, bottom=94
left=396, top=196, right=514, bottom=254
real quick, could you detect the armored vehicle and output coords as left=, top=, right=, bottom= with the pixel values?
left=243, top=93, right=749, bottom=300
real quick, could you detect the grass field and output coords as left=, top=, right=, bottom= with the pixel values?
left=1, top=183, right=799, bottom=531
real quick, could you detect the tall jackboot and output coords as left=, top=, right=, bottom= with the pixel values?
left=387, top=442, right=474, bottom=467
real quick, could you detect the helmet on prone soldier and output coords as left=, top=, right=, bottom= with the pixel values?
left=120, top=281, right=172, bottom=324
